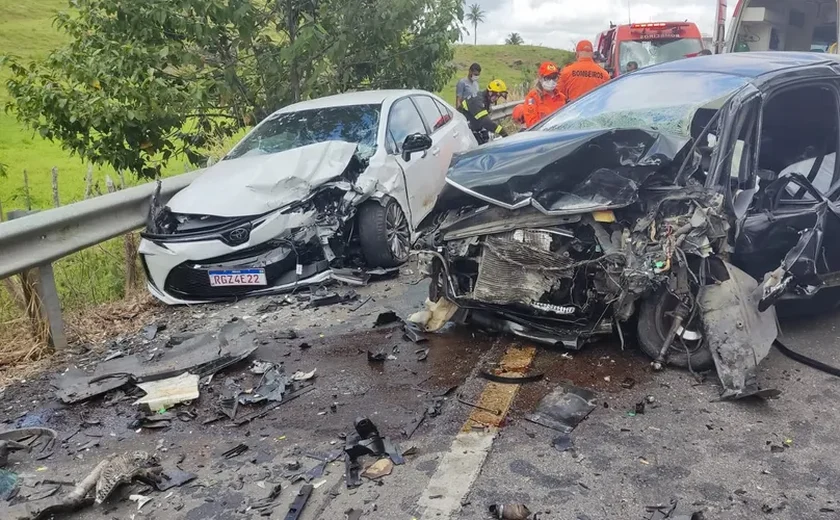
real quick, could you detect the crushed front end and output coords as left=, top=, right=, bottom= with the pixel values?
left=420, top=129, right=779, bottom=399
left=140, top=141, right=387, bottom=304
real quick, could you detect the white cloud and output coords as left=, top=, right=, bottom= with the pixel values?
left=463, top=0, right=739, bottom=48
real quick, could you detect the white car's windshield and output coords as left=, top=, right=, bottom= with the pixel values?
left=537, top=71, right=750, bottom=138
left=619, top=38, right=704, bottom=73
left=226, top=104, right=381, bottom=160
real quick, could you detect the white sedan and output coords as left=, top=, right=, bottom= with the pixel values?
left=140, top=89, right=477, bottom=304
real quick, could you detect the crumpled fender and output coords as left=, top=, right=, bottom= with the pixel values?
left=698, top=261, right=779, bottom=399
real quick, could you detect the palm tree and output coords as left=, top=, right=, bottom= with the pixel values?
left=465, top=4, right=486, bottom=45
left=505, top=32, right=524, bottom=45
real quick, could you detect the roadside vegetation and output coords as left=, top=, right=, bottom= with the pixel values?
left=0, top=0, right=573, bottom=366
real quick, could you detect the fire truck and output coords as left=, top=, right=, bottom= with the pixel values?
left=724, top=0, right=840, bottom=54
left=595, top=21, right=706, bottom=77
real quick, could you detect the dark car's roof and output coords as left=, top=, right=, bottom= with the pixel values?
left=636, top=52, right=840, bottom=79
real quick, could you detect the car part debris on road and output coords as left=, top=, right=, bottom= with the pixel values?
left=284, top=483, right=313, bottom=520
left=133, top=372, right=200, bottom=411
left=490, top=503, right=532, bottom=519
left=55, top=321, right=257, bottom=404
left=344, top=417, right=403, bottom=488
left=526, top=384, right=597, bottom=434
left=0, top=429, right=56, bottom=467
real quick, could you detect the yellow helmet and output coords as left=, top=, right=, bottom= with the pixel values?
left=487, top=79, right=508, bottom=94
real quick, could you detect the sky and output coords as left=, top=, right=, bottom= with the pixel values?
left=464, top=0, right=739, bottom=48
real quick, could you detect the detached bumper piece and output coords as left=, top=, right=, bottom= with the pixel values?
left=164, top=235, right=326, bottom=300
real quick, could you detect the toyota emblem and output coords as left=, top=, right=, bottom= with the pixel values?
left=228, top=227, right=249, bottom=243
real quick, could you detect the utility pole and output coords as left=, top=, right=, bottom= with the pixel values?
left=628, top=0, right=632, bottom=24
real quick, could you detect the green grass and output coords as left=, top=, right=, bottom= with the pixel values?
left=0, top=1, right=574, bottom=322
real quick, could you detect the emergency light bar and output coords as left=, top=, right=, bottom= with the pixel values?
left=631, top=23, right=668, bottom=28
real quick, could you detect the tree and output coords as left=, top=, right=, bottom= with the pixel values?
left=465, top=3, right=485, bottom=45
left=505, top=32, right=524, bottom=45
left=2, top=0, right=464, bottom=179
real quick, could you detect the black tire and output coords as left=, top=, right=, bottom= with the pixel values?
left=637, top=288, right=714, bottom=371
left=358, top=199, right=411, bottom=268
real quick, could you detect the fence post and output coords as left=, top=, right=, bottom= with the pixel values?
left=84, top=164, right=93, bottom=200
left=51, top=167, right=60, bottom=208
left=8, top=209, right=68, bottom=352
left=23, top=169, right=31, bottom=210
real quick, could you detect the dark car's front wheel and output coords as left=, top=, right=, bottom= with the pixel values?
left=358, top=199, right=411, bottom=268
left=637, top=287, right=714, bottom=371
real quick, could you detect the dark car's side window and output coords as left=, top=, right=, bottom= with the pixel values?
left=757, top=83, right=840, bottom=201
left=413, top=95, right=448, bottom=133
left=388, top=98, right=427, bottom=153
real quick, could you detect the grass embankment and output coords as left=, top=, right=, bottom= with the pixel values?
left=0, top=0, right=574, bottom=338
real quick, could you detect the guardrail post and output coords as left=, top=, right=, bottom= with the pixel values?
left=7, top=210, right=68, bottom=351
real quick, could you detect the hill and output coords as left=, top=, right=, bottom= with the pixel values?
left=442, top=45, right=575, bottom=103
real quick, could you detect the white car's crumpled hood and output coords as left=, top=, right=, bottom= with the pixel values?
left=166, top=141, right=360, bottom=217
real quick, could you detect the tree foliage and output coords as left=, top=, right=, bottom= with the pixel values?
left=505, top=33, right=524, bottom=45
left=2, top=0, right=463, bottom=178
left=465, top=4, right=485, bottom=45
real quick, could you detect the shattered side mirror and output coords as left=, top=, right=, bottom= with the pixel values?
left=402, top=133, right=432, bottom=162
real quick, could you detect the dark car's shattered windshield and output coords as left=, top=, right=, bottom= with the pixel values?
left=537, top=71, right=749, bottom=138
left=226, top=105, right=381, bottom=160
left=444, top=128, right=688, bottom=214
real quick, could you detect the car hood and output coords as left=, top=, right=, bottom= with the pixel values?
left=167, top=141, right=361, bottom=217
left=442, top=128, right=688, bottom=215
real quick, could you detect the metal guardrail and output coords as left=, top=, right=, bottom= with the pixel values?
left=0, top=170, right=203, bottom=280
left=0, top=100, right=519, bottom=350
left=490, top=100, right=520, bottom=120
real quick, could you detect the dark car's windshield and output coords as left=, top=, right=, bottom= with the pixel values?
left=226, top=104, right=381, bottom=160
left=619, top=38, right=704, bottom=73
left=538, top=71, right=749, bottom=138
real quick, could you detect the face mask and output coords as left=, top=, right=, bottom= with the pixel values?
left=541, top=79, right=557, bottom=91
left=471, top=75, right=480, bottom=81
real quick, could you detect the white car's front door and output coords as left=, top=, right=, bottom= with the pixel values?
left=386, top=97, right=441, bottom=228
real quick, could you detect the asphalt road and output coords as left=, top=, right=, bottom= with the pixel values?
left=3, top=271, right=840, bottom=519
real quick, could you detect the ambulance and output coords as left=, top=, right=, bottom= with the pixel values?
left=725, top=0, right=840, bottom=53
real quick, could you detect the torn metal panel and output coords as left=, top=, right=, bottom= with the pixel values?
left=698, top=262, right=778, bottom=399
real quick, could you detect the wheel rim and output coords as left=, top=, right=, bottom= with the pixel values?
left=654, top=291, right=705, bottom=355
left=385, top=203, right=410, bottom=262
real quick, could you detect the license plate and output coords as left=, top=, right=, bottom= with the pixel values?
left=208, top=269, right=267, bottom=287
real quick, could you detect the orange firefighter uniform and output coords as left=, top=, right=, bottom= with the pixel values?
left=522, top=61, right=567, bottom=128
left=561, top=40, right=610, bottom=101
left=512, top=103, right=525, bottom=126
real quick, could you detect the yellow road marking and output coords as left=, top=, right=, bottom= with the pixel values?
left=462, top=345, right=537, bottom=431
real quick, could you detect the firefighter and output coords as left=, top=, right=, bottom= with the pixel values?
left=522, top=61, right=566, bottom=128
left=459, top=79, right=509, bottom=144
left=561, top=40, right=610, bottom=102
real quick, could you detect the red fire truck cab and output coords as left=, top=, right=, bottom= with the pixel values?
left=595, top=22, right=706, bottom=77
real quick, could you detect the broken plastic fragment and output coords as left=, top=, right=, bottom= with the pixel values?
left=129, top=494, right=153, bottom=511
left=134, top=373, right=200, bottom=411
